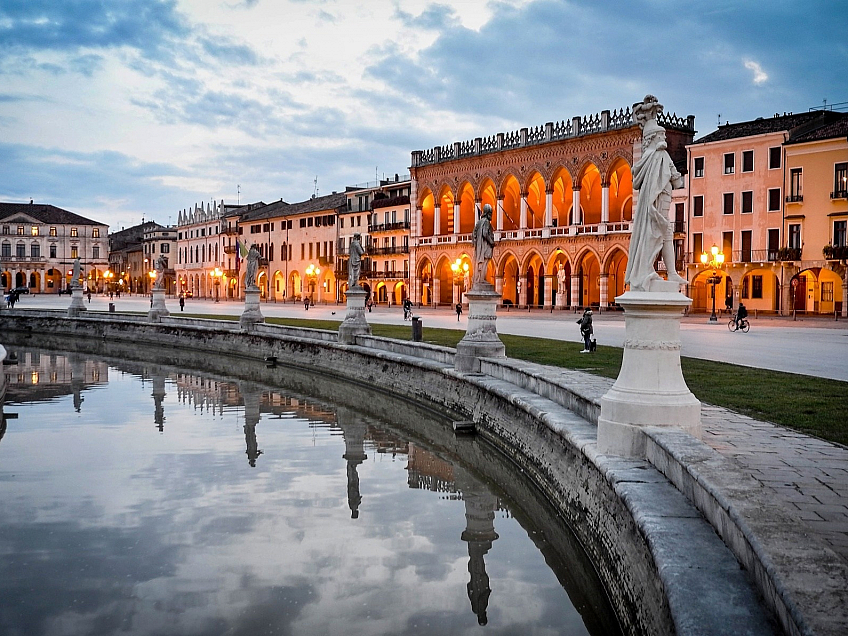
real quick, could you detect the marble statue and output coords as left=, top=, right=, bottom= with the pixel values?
left=471, top=204, right=495, bottom=288
left=71, top=257, right=81, bottom=289
left=556, top=266, right=567, bottom=295
left=153, top=255, right=167, bottom=290
left=348, top=233, right=365, bottom=288
left=245, top=244, right=260, bottom=289
left=625, top=95, right=687, bottom=291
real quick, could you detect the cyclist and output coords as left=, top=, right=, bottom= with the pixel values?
left=735, top=302, right=748, bottom=330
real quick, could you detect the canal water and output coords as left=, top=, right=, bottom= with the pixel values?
left=0, top=344, right=621, bottom=636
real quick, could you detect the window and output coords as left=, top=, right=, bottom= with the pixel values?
left=16, top=242, right=25, bottom=257
left=301, top=244, right=305, bottom=259
left=92, top=228, right=100, bottom=238
left=1, top=242, right=10, bottom=257
left=741, top=191, right=753, bottom=214
left=340, top=218, right=344, bottom=229
left=769, top=147, right=781, bottom=170
left=92, top=246, right=100, bottom=258
left=17, top=226, right=24, bottom=235
left=741, top=276, right=749, bottom=299
left=307, top=217, right=313, bottom=227
left=162, top=244, right=169, bottom=253
left=693, top=157, right=704, bottom=178
left=768, top=188, right=781, bottom=212
left=742, top=150, right=754, bottom=173
left=788, top=168, right=803, bottom=202
left=30, top=243, right=40, bottom=258
left=71, top=246, right=78, bottom=259
left=741, top=230, right=752, bottom=262
left=723, top=192, right=734, bottom=215
left=692, top=233, right=703, bottom=260
left=31, top=226, right=38, bottom=236
left=768, top=229, right=780, bottom=260
left=834, top=220, right=847, bottom=247
left=722, top=231, right=733, bottom=259
left=1, top=225, right=8, bottom=234
left=834, top=163, right=848, bottom=198
left=822, top=282, right=834, bottom=303
left=724, top=153, right=735, bottom=174
left=50, top=245, right=56, bottom=258
left=752, top=275, right=763, bottom=299
left=788, top=224, right=801, bottom=249
left=49, top=226, right=57, bottom=236
left=299, top=219, right=306, bottom=228
left=70, top=227, right=78, bottom=237
left=693, top=196, right=704, bottom=217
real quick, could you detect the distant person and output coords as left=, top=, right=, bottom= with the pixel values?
left=403, top=298, right=412, bottom=320
left=179, top=294, right=185, bottom=312
left=304, top=296, right=310, bottom=311
left=735, top=302, right=748, bottom=330
left=87, top=290, right=91, bottom=303
left=725, top=296, right=733, bottom=315
left=577, top=308, right=593, bottom=353
left=455, top=303, right=463, bottom=321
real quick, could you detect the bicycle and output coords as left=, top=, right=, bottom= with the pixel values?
left=727, top=314, right=750, bottom=332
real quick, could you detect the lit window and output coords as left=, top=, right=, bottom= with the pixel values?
left=92, top=228, right=100, bottom=238
left=70, top=227, right=78, bottom=237
left=31, top=226, right=39, bottom=236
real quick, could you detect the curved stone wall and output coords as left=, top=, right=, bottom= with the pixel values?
left=0, top=312, right=776, bottom=636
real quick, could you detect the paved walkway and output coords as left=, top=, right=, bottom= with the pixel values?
left=10, top=294, right=848, bottom=566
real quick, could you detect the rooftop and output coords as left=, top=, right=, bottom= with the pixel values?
left=0, top=201, right=106, bottom=227
left=692, top=110, right=847, bottom=144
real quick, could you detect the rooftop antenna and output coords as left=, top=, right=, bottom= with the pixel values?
left=717, top=113, right=721, bottom=127
left=237, top=184, right=241, bottom=206
left=824, top=98, right=828, bottom=110
left=313, top=176, right=319, bottom=199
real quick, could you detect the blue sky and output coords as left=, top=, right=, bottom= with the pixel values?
left=1, top=0, right=845, bottom=231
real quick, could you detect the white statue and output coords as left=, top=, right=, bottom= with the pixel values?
left=348, top=234, right=365, bottom=288
left=153, top=255, right=167, bottom=291
left=625, top=95, right=687, bottom=291
left=556, top=266, right=567, bottom=295
left=71, top=257, right=82, bottom=289
left=244, top=244, right=260, bottom=289
left=471, top=204, right=495, bottom=288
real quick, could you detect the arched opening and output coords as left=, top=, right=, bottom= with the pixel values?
left=479, top=179, right=497, bottom=228
left=420, top=191, right=435, bottom=237
left=551, top=167, right=573, bottom=228
left=522, top=252, right=544, bottom=307
left=273, top=270, right=285, bottom=301
left=579, top=164, right=602, bottom=225
left=575, top=252, right=601, bottom=308
left=691, top=269, right=728, bottom=313
left=458, top=182, right=476, bottom=234
left=439, top=188, right=455, bottom=236
left=417, top=258, right=433, bottom=306
left=499, top=254, right=520, bottom=306
left=604, top=248, right=628, bottom=307
left=607, top=159, right=633, bottom=224
left=501, top=175, right=520, bottom=231
left=526, top=172, right=546, bottom=229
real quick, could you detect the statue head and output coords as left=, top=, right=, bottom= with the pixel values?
left=482, top=203, right=493, bottom=219
left=352, top=233, right=361, bottom=242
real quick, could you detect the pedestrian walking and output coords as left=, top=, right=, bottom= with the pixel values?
left=179, top=294, right=185, bottom=312
left=577, top=308, right=593, bottom=353
left=455, top=303, right=463, bottom=321
left=304, top=296, right=310, bottom=311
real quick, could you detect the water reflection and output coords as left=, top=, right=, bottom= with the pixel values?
left=0, top=344, right=621, bottom=635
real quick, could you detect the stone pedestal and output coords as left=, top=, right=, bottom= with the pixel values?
left=67, top=287, right=87, bottom=316
left=240, top=288, right=264, bottom=328
left=147, top=288, right=170, bottom=322
left=455, top=283, right=506, bottom=372
left=338, top=287, right=371, bottom=344
left=597, top=280, right=701, bottom=458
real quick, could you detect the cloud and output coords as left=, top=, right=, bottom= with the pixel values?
left=744, top=59, right=768, bottom=85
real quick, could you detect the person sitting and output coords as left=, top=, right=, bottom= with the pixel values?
left=735, top=302, right=748, bottom=330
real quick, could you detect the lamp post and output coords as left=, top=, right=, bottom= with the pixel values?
left=305, top=263, right=320, bottom=305
left=212, top=267, right=222, bottom=302
left=450, top=257, right=469, bottom=304
left=104, top=270, right=113, bottom=294
left=700, top=244, right=725, bottom=323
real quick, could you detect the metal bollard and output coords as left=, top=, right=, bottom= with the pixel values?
left=411, top=316, right=422, bottom=342
left=108, top=303, right=115, bottom=312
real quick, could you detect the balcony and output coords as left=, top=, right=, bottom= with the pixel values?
left=369, top=246, right=410, bottom=256
left=368, top=220, right=411, bottom=233
left=224, top=245, right=237, bottom=254
left=364, top=271, right=407, bottom=280
left=221, top=226, right=239, bottom=236
left=831, top=190, right=848, bottom=200
left=823, top=245, right=848, bottom=260
left=318, top=255, right=334, bottom=266
left=224, top=269, right=238, bottom=278
left=785, top=194, right=803, bottom=203
left=0, top=255, right=47, bottom=264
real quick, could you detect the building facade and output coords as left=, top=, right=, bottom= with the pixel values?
left=686, top=110, right=848, bottom=316
left=1, top=201, right=109, bottom=294
left=409, top=106, right=695, bottom=309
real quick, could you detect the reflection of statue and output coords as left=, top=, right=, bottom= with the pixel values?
left=72, top=258, right=82, bottom=289
left=556, top=266, right=567, bottom=295
left=471, top=204, right=495, bottom=287
left=348, top=234, right=365, bottom=288
left=245, top=244, right=260, bottom=289
left=625, top=95, right=686, bottom=291
left=153, top=255, right=167, bottom=290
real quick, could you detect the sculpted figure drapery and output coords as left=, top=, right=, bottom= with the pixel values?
left=153, top=255, right=168, bottom=290
left=71, top=257, right=82, bottom=289
left=625, top=95, right=687, bottom=291
left=348, top=233, right=365, bottom=289
left=245, top=244, right=260, bottom=289
left=471, top=204, right=495, bottom=288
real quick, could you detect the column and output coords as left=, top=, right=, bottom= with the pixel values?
left=496, top=198, right=504, bottom=230
left=571, top=274, right=581, bottom=310
left=519, top=194, right=527, bottom=229
left=842, top=275, right=848, bottom=318
left=601, top=185, right=610, bottom=224
left=518, top=278, right=526, bottom=307
left=545, top=190, right=553, bottom=227
left=416, top=206, right=423, bottom=237
left=435, top=205, right=441, bottom=236
left=433, top=279, right=441, bottom=307
left=495, top=276, right=503, bottom=297
left=572, top=189, right=581, bottom=225
left=543, top=275, right=553, bottom=308
left=599, top=273, right=609, bottom=309
left=454, top=202, right=461, bottom=235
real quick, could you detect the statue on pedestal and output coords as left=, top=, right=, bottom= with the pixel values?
left=557, top=266, right=567, bottom=295
left=245, top=244, right=260, bottom=289
left=71, top=258, right=81, bottom=289
left=153, top=255, right=167, bottom=290
left=625, top=95, right=687, bottom=291
left=471, top=204, right=495, bottom=289
left=348, top=233, right=365, bottom=289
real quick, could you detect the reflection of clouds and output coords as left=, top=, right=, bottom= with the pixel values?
left=0, top=351, right=591, bottom=635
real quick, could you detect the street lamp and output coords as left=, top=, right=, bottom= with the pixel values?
left=104, top=270, right=113, bottom=293
left=305, top=263, right=320, bottom=305
left=700, top=244, right=725, bottom=323
left=212, top=267, right=222, bottom=302
left=148, top=269, right=156, bottom=294
left=450, top=257, right=469, bottom=303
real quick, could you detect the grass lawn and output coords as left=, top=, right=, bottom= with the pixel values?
left=195, top=314, right=848, bottom=447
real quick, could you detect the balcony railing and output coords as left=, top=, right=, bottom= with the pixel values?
left=223, top=245, right=237, bottom=254
left=220, top=226, right=239, bottom=236
left=831, top=190, right=848, bottom=200
left=369, top=246, right=410, bottom=256
left=785, top=194, right=803, bottom=203
left=368, top=220, right=411, bottom=233
left=318, top=255, right=334, bottom=266
left=0, top=255, right=47, bottom=263
left=363, top=271, right=408, bottom=280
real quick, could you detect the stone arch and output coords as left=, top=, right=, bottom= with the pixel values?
left=479, top=178, right=498, bottom=228
left=547, top=247, right=572, bottom=308
left=736, top=267, right=780, bottom=313
left=578, top=162, right=603, bottom=226
left=574, top=249, right=602, bottom=308
left=417, top=256, right=434, bottom=306
left=457, top=181, right=476, bottom=234
left=520, top=250, right=545, bottom=307
left=289, top=270, right=302, bottom=301
left=500, top=174, right=521, bottom=231
left=603, top=246, right=629, bottom=304
left=498, top=252, right=521, bottom=306
left=419, top=189, right=435, bottom=238
left=525, top=171, right=546, bottom=229
left=435, top=254, right=456, bottom=305
left=607, top=158, right=634, bottom=224
left=551, top=166, right=574, bottom=228
left=690, top=269, right=729, bottom=314
left=272, top=269, right=285, bottom=301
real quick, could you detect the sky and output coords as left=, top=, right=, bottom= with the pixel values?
left=1, top=0, right=845, bottom=232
